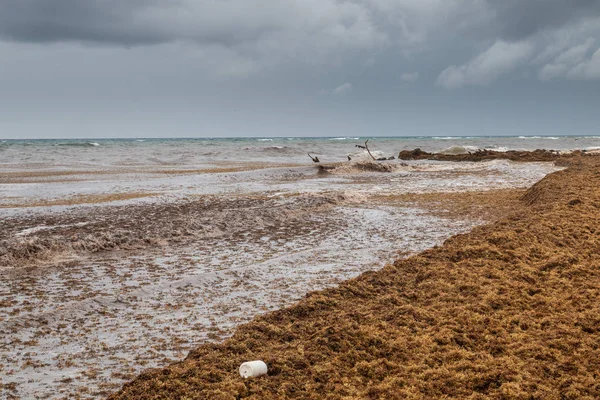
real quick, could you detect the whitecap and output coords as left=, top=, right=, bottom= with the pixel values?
left=55, top=142, right=100, bottom=147
left=517, top=136, right=558, bottom=139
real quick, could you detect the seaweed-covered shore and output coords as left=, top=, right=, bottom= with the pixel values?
left=112, top=156, right=600, bottom=399
left=397, top=148, right=583, bottom=162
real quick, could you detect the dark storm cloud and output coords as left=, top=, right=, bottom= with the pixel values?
left=0, top=1, right=157, bottom=44
left=487, top=0, right=600, bottom=41
left=0, top=0, right=279, bottom=46
left=1, top=0, right=599, bottom=48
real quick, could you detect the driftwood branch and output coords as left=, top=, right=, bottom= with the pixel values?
left=355, top=140, right=376, bottom=161
left=308, top=153, right=320, bottom=163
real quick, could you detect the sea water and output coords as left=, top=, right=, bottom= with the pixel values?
left=1, top=135, right=599, bottom=168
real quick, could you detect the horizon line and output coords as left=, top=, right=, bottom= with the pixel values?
left=1, top=134, right=596, bottom=141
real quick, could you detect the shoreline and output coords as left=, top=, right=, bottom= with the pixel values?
left=111, top=155, right=600, bottom=399
left=0, top=155, right=560, bottom=398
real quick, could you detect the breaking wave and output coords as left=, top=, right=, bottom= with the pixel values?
left=517, top=136, right=559, bottom=140
left=55, top=142, right=101, bottom=147
left=438, top=145, right=481, bottom=155
left=431, top=136, right=476, bottom=140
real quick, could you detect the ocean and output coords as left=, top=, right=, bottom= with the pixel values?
left=1, top=135, right=600, bottom=168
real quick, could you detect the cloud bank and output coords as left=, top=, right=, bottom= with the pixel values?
left=1, top=1, right=599, bottom=83
left=1, top=1, right=600, bottom=138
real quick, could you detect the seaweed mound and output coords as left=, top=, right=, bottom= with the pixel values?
left=398, top=148, right=578, bottom=162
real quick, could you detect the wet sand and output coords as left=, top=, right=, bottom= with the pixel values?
left=111, top=155, right=600, bottom=400
left=0, top=159, right=561, bottom=398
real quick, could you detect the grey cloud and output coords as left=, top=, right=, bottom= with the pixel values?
left=437, top=40, right=534, bottom=89
left=333, top=83, right=353, bottom=95
left=539, top=37, right=597, bottom=80
left=486, top=0, right=600, bottom=41
left=568, top=48, right=600, bottom=79
left=432, top=2, right=600, bottom=89
left=2, top=1, right=599, bottom=88
left=0, top=0, right=385, bottom=50
left=0, top=1, right=167, bottom=45
left=3, top=1, right=599, bottom=48
left=0, top=0, right=391, bottom=81
left=2, top=0, right=599, bottom=87
left=356, top=0, right=600, bottom=54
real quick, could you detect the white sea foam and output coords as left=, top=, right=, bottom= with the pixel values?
left=16, top=222, right=90, bottom=237
left=518, top=136, right=559, bottom=140
left=348, top=150, right=387, bottom=160
left=438, top=145, right=480, bottom=155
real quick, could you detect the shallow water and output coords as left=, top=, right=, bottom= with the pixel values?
left=1, top=159, right=557, bottom=212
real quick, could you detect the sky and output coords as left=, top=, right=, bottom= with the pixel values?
left=1, top=0, right=599, bottom=139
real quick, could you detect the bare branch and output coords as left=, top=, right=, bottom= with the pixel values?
left=308, top=153, right=320, bottom=163
left=355, top=140, right=376, bottom=161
